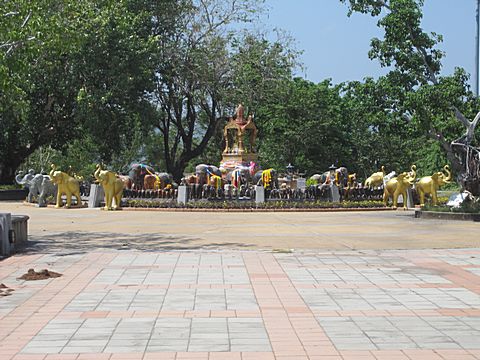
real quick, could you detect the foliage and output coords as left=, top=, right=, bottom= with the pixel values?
left=340, top=0, right=480, bottom=194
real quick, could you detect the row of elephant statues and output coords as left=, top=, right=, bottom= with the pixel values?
left=16, top=161, right=453, bottom=209
left=16, top=165, right=84, bottom=208
left=16, top=164, right=124, bottom=210
left=306, top=164, right=452, bottom=207
left=365, top=164, right=452, bottom=208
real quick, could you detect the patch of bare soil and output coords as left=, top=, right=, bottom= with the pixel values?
left=18, top=269, right=62, bottom=281
left=0, top=283, right=14, bottom=297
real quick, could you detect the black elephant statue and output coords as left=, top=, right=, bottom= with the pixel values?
left=252, top=169, right=279, bottom=190
left=309, top=166, right=349, bottom=187
left=195, top=164, right=222, bottom=186
left=128, top=163, right=155, bottom=190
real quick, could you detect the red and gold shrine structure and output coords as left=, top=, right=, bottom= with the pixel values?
left=220, top=104, right=258, bottom=171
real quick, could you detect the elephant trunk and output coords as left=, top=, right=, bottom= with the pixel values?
left=443, top=165, right=452, bottom=182
left=49, top=164, right=56, bottom=179
left=15, top=172, right=25, bottom=185
left=94, top=164, right=102, bottom=183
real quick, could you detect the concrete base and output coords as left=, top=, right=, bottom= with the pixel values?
left=88, top=184, right=104, bottom=208
left=255, top=186, right=265, bottom=203
left=177, top=186, right=188, bottom=204
left=415, top=210, right=480, bottom=222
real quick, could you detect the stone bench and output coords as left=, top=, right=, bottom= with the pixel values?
left=0, top=213, right=29, bottom=256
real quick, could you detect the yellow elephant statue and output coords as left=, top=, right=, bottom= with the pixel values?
left=365, top=166, right=385, bottom=188
left=49, top=164, right=82, bottom=208
left=94, top=164, right=124, bottom=210
left=383, top=170, right=416, bottom=209
left=416, top=165, right=452, bottom=206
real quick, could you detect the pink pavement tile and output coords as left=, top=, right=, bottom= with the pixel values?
left=110, top=353, right=144, bottom=360
left=400, top=351, right=435, bottom=359
left=434, top=349, right=477, bottom=360
left=142, top=352, right=175, bottom=360
left=45, top=355, right=79, bottom=360
left=80, top=311, right=109, bottom=318
left=175, top=352, right=209, bottom=359
left=184, top=310, right=211, bottom=318
left=11, top=355, right=47, bottom=360
left=77, top=354, right=111, bottom=360
left=208, top=352, right=241, bottom=360
left=240, top=352, right=275, bottom=360
left=209, top=310, right=236, bottom=317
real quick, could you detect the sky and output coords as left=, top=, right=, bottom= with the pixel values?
left=260, top=0, right=477, bottom=86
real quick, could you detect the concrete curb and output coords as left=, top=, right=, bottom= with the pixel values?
left=415, top=210, right=480, bottom=222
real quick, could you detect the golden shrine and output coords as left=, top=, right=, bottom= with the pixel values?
left=220, top=104, right=258, bottom=171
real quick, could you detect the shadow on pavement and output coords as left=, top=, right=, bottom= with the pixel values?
left=21, top=231, right=253, bottom=255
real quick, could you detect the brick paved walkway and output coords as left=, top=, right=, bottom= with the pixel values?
left=1, top=249, right=479, bottom=360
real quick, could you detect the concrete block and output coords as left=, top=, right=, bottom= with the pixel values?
left=255, top=185, right=264, bottom=203
left=177, top=185, right=188, bottom=204
left=88, top=184, right=104, bottom=208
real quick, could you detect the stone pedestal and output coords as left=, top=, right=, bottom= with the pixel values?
left=0, top=213, right=12, bottom=256
left=331, top=185, right=340, bottom=203
left=296, top=178, right=306, bottom=191
left=177, top=185, right=188, bottom=204
left=88, top=184, right=104, bottom=208
left=255, top=186, right=265, bottom=203
left=11, top=215, right=29, bottom=247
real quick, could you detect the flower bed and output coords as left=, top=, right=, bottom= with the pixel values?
left=123, top=199, right=386, bottom=211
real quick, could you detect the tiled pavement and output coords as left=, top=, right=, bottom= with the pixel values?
left=0, top=250, right=480, bottom=359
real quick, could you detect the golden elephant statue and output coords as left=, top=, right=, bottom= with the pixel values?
left=365, top=166, right=385, bottom=188
left=416, top=165, right=452, bottom=206
left=94, top=164, right=124, bottom=210
left=383, top=168, right=416, bottom=209
left=49, top=164, right=82, bottom=208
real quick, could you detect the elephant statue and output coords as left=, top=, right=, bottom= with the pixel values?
left=365, top=166, right=386, bottom=188
left=144, top=172, right=173, bottom=190
left=118, top=175, right=132, bottom=190
left=94, top=164, right=124, bottom=210
left=416, top=165, right=452, bottom=206
left=195, top=164, right=222, bottom=186
left=309, top=166, right=349, bottom=187
left=252, top=169, right=279, bottom=190
left=383, top=171, right=416, bottom=209
left=15, top=169, right=36, bottom=192
left=16, top=170, right=57, bottom=207
left=49, top=164, right=82, bottom=208
left=128, top=163, right=155, bottom=190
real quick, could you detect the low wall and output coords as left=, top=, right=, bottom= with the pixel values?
left=415, top=210, right=480, bottom=222
left=0, top=189, right=27, bottom=201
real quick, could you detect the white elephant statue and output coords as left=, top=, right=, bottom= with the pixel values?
left=16, top=170, right=57, bottom=207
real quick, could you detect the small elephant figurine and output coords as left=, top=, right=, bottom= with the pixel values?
left=383, top=170, right=416, bottom=209
left=49, top=164, right=82, bottom=208
left=94, top=164, right=124, bottom=210
left=416, top=165, right=452, bottom=206
left=365, top=166, right=386, bottom=189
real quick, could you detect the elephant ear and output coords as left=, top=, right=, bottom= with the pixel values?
left=432, top=173, right=440, bottom=181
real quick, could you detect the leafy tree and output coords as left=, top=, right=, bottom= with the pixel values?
left=0, top=0, right=175, bottom=184
left=149, top=0, right=299, bottom=182
left=341, top=0, right=480, bottom=193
